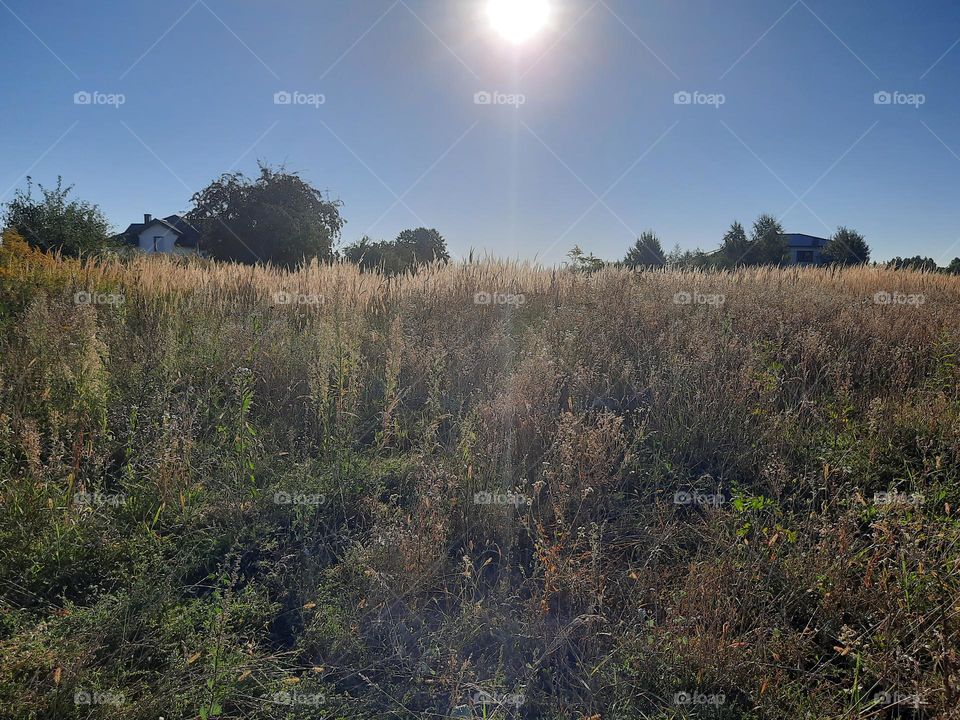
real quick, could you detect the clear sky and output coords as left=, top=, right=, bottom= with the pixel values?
left=2, top=0, right=959, bottom=263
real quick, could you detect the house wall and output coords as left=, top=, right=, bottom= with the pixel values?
left=789, top=247, right=824, bottom=265
left=137, top=226, right=179, bottom=253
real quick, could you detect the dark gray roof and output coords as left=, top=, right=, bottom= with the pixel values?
left=162, top=214, right=200, bottom=247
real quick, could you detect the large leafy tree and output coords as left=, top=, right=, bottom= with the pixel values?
left=748, top=214, right=787, bottom=265
left=186, top=164, right=344, bottom=266
left=3, top=177, right=112, bottom=256
left=623, top=230, right=666, bottom=269
left=395, top=227, right=450, bottom=264
left=823, top=226, right=870, bottom=265
left=947, top=257, right=960, bottom=275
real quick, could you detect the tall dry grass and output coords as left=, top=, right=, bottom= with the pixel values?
left=1, top=247, right=959, bottom=718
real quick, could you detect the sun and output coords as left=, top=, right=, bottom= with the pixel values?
left=487, top=0, right=551, bottom=44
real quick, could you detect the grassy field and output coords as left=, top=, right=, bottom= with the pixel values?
left=1, top=237, right=959, bottom=718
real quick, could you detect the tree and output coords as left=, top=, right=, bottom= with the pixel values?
left=186, top=163, right=344, bottom=266
left=566, top=245, right=606, bottom=273
left=342, top=228, right=449, bottom=274
left=748, top=214, right=787, bottom=265
left=666, top=244, right=713, bottom=270
left=623, top=230, right=666, bottom=269
left=947, top=258, right=960, bottom=275
left=343, top=235, right=403, bottom=274
left=823, top=226, right=870, bottom=265
left=718, top=221, right=750, bottom=267
left=394, top=227, right=450, bottom=264
left=3, top=177, right=112, bottom=256
left=343, top=235, right=378, bottom=266
left=889, top=256, right=939, bottom=272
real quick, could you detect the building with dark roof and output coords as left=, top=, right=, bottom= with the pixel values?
left=784, top=233, right=830, bottom=265
left=114, top=214, right=201, bottom=254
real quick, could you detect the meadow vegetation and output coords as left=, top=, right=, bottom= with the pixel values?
left=1, top=233, right=959, bottom=718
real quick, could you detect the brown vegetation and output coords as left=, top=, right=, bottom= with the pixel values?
left=1, top=247, right=959, bottom=718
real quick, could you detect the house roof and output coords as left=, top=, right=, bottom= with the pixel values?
left=784, top=233, right=829, bottom=249
left=162, top=215, right=200, bottom=247
left=116, top=214, right=200, bottom=248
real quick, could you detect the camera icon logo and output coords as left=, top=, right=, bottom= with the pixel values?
left=674, top=91, right=692, bottom=105
left=874, top=91, right=892, bottom=105
left=474, top=291, right=492, bottom=305
left=673, top=491, right=692, bottom=505
left=673, top=291, right=692, bottom=305
left=474, top=91, right=493, bottom=105
left=73, top=91, right=92, bottom=105
left=274, top=91, right=292, bottom=105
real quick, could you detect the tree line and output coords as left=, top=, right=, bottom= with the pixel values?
left=1, top=164, right=449, bottom=274
left=570, top=214, right=960, bottom=273
left=4, top=169, right=959, bottom=274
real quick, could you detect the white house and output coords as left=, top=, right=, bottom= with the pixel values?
left=115, top=214, right=200, bottom=254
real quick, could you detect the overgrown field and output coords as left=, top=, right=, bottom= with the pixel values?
left=2, top=243, right=960, bottom=719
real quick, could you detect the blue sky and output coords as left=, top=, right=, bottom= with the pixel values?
left=2, top=0, right=960, bottom=263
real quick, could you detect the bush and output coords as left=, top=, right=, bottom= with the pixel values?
left=3, top=178, right=112, bottom=256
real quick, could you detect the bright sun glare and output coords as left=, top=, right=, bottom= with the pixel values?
left=487, top=0, right=551, bottom=44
